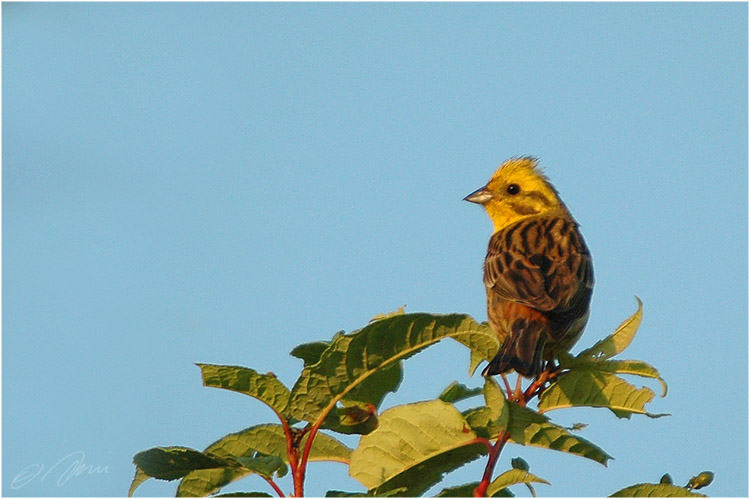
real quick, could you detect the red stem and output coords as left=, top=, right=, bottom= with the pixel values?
left=292, top=418, right=325, bottom=497
left=279, top=418, right=298, bottom=478
left=473, top=431, right=510, bottom=497
left=263, top=475, right=286, bottom=497
left=475, top=365, right=563, bottom=497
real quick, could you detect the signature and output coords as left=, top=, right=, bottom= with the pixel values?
left=12, top=451, right=109, bottom=489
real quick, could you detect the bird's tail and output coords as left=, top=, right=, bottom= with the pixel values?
left=482, top=319, right=547, bottom=377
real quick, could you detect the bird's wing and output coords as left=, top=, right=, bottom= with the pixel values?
left=484, top=217, right=593, bottom=313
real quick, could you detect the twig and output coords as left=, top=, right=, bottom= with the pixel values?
left=262, top=475, right=286, bottom=497
left=473, top=431, right=511, bottom=497
left=292, top=417, right=326, bottom=497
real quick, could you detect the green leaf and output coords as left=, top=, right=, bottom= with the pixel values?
left=483, top=378, right=509, bottom=430
left=176, top=424, right=351, bottom=497
left=577, top=297, right=643, bottom=361
left=537, top=369, right=667, bottom=418
left=506, top=402, right=612, bottom=466
left=369, top=305, right=406, bottom=322
left=133, top=447, right=233, bottom=481
left=289, top=313, right=497, bottom=423
left=438, top=381, right=483, bottom=403
left=436, top=482, right=480, bottom=497
left=487, top=469, right=550, bottom=497
left=686, top=471, right=714, bottom=490
left=197, top=364, right=291, bottom=417
left=234, top=454, right=287, bottom=478
left=349, top=400, right=488, bottom=496
left=469, top=322, right=496, bottom=375
left=560, top=355, right=668, bottom=398
left=342, top=362, right=403, bottom=409
left=213, top=493, right=273, bottom=497
left=511, top=457, right=529, bottom=472
left=609, top=483, right=708, bottom=497
left=320, top=402, right=379, bottom=435
left=177, top=469, right=253, bottom=498
left=660, top=473, right=674, bottom=485
left=290, top=341, right=333, bottom=367
left=128, top=467, right=151, bottom=497
left=325, top=491, right=369, bottom=497
left=463, top=406, right=500, bottom=439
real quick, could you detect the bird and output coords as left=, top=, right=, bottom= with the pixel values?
left=464, top=157, right=594, bottom=377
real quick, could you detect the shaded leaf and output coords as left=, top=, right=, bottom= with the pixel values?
left=290, top=341, right=332, bottom=367
left=342, top=362, right=402, bottom=410
left=436, top=482, right=480, bottom=497
left=438, top=381, right=483, bottom=403
left=235, top=454, right=287, bottom=478
left=321, top=402, right=379, bottom=435
left=349, top=400, right=488, bottom=496
left=577, top=297, right=642, bottom=361
left=133, top=447, right=232, bottom=481
left=511, top=457, right=529, bottom=471
left=660, top=473, right=674, bottom=485
left=176, top=425, right=351, bottom=497
left=289, top=314, right=497, bottom=423
left=538, top=369, right=667, bottom=418
left=609, top=483, right=708, bottom=497
left=487, top=469, right=550, bottom=497
left=325, top=491, right=368, bottom=497
left=197, top=364, right=290, bottom=417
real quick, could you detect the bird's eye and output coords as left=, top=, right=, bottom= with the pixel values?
left=506, top=183, right=521, bottom=195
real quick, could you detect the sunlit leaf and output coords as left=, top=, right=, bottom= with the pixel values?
left=438, top=381, right=483, bottom=403
left=369, top=305, right=406, bottom=323
left=483, top=378, right=509, bottom=430
left=538, top=369, right=667, bottom=418
left=197, top=364, right=291, bottom=417
left=609, top=483, right=707, bottom=497
left=128, top=467, right=151, bottom=497
left=289, top=313, right=497, bottom=423
left=487, top=469, right=550, bottom=497
left=213, top=493, right=273, bottom=497
left=559, top=355, right=668, bottom=398
left=506, top=402, right=612, bottom=466
left=349, top=400, right=488, bottom=496
left=577, top=298, right=642, bottom=360
left=686, top=471, right=714, bottom=490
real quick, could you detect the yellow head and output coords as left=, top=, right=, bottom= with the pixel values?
left=465, top=157, right=568, bottom=232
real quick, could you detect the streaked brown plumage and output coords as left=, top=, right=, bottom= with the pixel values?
left=465, top=158, right=594, bottom=377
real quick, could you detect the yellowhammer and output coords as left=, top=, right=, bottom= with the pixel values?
left=465, top=157, right=594, bottom=377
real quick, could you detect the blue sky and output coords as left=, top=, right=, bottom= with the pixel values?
left=2, top=2, right=747, bottom=497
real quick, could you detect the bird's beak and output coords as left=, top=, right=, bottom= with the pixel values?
left=464, top=186, right=493, bottom=205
